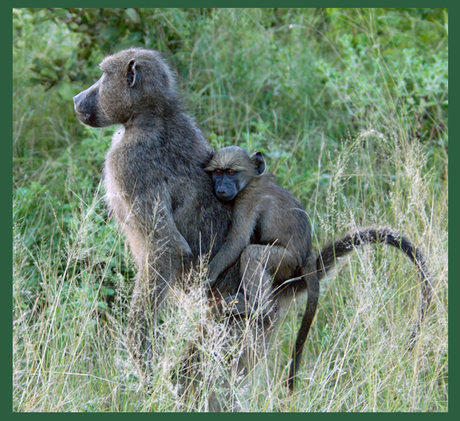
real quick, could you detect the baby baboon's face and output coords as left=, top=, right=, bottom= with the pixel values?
left=205, top=146, right=266, bottom=201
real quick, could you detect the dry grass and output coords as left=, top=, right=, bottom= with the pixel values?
left=13, top=130, right=447, bottom=412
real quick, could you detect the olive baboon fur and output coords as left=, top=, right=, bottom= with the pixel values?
left=205, top=146, right=319, bottom=390
left=73, top=48, right=236, bottom=362
left=205, top=146, right=432, bottom=390
left=73, top=48, right=432, bottom=397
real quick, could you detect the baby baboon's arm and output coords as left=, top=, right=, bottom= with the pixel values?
left=207, top=205, right=258, bottom=284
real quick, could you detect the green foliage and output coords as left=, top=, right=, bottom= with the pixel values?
left=14, top=8, right=447, bottom=154
left=13, top=8, right=447, bottom=412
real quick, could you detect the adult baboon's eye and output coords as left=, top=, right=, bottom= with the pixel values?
left=214, top=169, right=223, bottom=176
left=227, top=170, right=236, bottom=176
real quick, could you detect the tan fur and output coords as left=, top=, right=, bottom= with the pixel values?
left=74, top=48, right=233, bottom=370
left=205, top=146, right=319, bottom=390
left=74, top=49, right=432, bottom=404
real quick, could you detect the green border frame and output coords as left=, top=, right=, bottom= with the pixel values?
left=8, top=2, right=452, bottom=418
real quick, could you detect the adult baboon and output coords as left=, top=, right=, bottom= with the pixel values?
left=73, top=48, right=236, bottom=366
left=205, top=146, right=432, bottom=390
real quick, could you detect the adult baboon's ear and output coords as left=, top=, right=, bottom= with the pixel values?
left=251, top=151, right=265, bottom=175
left=127, top=59, right=140, bottom=88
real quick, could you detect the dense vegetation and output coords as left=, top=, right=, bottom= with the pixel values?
left=13, top=8, right=447, bottom=412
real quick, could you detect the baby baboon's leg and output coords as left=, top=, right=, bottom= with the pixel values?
left=238, top=244, right=298, bottom=316
left=207, top=244, right=296, bottom=412
left=239, top=244, right=272, bottom=315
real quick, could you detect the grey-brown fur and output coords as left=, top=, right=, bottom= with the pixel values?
left=73, top=48, right=432, bottom=400
left=73, top=48, right=234, bottom=365
left=205, top=146, right=432, bottom=390
left=205, top=146, right=319, bottom=390
left=317, top=226, right=432, bottom=348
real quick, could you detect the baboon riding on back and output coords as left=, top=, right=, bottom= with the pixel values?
left=73, top=48, right=432, bottom=405
left=205, top=145, right=431, bottom=389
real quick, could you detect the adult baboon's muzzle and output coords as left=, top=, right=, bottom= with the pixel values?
left=73, top=81, right=103, bottom=127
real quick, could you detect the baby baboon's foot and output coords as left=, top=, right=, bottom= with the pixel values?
left=224, top=292, right=250, bottom=316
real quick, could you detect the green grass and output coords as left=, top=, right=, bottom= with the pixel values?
left=13, top=8, right=447, bottom=412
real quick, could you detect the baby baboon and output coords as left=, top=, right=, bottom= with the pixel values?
left=73, top=48, right=235, bottom=365
left=205, top=146, right=432, bottom=390
left=205, top=146, right=320, bottom=391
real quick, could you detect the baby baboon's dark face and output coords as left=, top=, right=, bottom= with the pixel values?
left=73, top=48, right=175, bottom=128
left=205, top=146, right=266, bottom=202
left=210, top=168, right=240, bottom=202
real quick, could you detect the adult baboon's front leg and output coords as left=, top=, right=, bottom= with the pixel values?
left=126, top=205, right=193, bottom=372
left=127, top=253, right=175, bottom=370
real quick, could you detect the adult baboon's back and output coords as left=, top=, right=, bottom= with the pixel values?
left=73, top=48, right=234, bottom=360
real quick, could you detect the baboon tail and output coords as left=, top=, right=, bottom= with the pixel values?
left=287, top=226, right=431, bottom=391
left=287, top=261, right=319, bottom=391
left=316, top=226, right=432, bottom=348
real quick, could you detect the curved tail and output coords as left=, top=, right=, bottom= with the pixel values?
left=317, top=226, right=432, bottom=347
left=287, top=257, right=319, bottom=391
left=288, top=226, right=432, bottom=391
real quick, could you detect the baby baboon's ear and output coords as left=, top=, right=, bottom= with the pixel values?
left=127, top=59, right=140, bottom=88
left=203, top=150, right=217, bottom=172
left=251, top=151, right=265, bottom=175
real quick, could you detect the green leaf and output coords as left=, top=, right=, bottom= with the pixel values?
left=125, top=8, right=141, bottom=24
